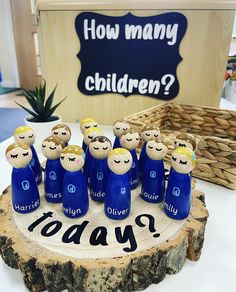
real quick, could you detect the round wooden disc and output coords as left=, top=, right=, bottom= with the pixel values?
left=14, top=184, right=187, bottom=259
left=0, top=183, right=208, bottom=291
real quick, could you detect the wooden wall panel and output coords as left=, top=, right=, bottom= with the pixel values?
left=39, top=10, right=235, bottom=124
left=11, top=0, right=42, bottom=89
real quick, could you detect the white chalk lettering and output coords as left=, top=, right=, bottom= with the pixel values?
left=125, top=25, right=143, bottom=39
left=85, top=76, right=95, bottom=90
left=84, top=72, right=173, bottom=95
left=148, top=79, right=161, bottom=94
left=125, top=23, right=178, bottom=45
left=83, top=18, right=179, bottom=45
left=166, top=24, right=178, bottom=46
left=84, top=19, right=120, bottom=40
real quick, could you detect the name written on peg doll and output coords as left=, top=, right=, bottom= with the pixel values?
left=5, top=142, right=40, bottom=213
left=164, top=147, right=196, bottom=220
left=42, top=136, right=65, bottom=203
left=14, top=126, right=42, bottom=184
left=51, top=123, right=72, bottom=147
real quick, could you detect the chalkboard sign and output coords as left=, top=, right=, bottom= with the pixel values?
left=75, top=12, right=187, bottom=100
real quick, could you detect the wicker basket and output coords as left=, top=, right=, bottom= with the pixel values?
left=124, top=102, right=236, bottom=189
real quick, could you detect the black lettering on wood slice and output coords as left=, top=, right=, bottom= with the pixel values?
left=0, top=183, right=208, bottom=292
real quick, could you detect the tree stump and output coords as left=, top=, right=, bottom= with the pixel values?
left=0, top=183, right=208, bottom=292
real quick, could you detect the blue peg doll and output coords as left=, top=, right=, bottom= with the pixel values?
left=105, top=148, right=133, bottom=220
left=112, top=120, right=130, bottom=149
left=83, top=127, right=103, bottom=184
left=42, top=136, right=65, bottom=203
left=80, top=118, right=98, bottom=152
left=174, top=133, right=196, bottom=151
left=139, top=125, right=161, bottom=178
left=169, top=133, right=196, bottom=178
left=60, top=145, right=89, bottom=218
left=5, top=142, right=40, bottom=213
left=51, top=123, right=72, bottom=147
left=164, top=147, right=196, bottom=220
left=141, top=139, right=168, bottom=203
left=89, top=136, right=112, bottom=202
left=120, top=128, right=140, bottom=190
left=14, top=126, right=42, bottom=184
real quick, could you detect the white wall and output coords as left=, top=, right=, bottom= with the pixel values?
left=0, top=0, right=19, bottom=88
left=229, top=38, right=236, bottom=56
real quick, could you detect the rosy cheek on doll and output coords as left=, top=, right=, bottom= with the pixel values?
left=76, top=158, right=81, bottom=164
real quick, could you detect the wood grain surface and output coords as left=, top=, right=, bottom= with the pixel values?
left=0, top=181, right=208, bottom=291
left=39, top=9, right=234, bottom=123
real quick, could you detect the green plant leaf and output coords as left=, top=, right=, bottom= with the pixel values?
left=41, top=79, right=46, bottom=105
left=23, top=89, right=36, bottom=100
left=35, top=85, right=45, bottom=115
left=15, top=81, right=65, bottom=122
left=14, top=100, right=40, bottom=120
left=28, top=89, right=37, bottom=97
left=44, top=97, right=67, bottom=120
left=35, top=86, right=38, bottom=97
left=44, top=84, right=58, bottom=112
left=18, top=90, right=38, bottom=112
left=17, top=89, right=36, bottom=100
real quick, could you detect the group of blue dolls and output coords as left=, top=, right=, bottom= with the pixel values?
left=5, top=118, right=197, bottom=221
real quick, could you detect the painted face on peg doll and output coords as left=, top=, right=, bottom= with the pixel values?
left=89, top=136, right=112, bottom=159
left=51, top=124, right=71, bottom=144
left=120, top=128, right=140, bottom=150
left=113, top=120, right=130, bottom=137
left=60, top=145, right=84, bottom=172
left=80, top=118, right=98, bottom=134
left=42, top=136, right=65, bottom=160
left=14, top=126, right=35, bottom=146
left=146, top=139, right=168, bottom=160
left=6, top=142, right=32, bottom=168
left=171, top=147, right=196, bottom=174
left=141, top=125, right=161, bottom=142
left=83, top=127, right=103, bottom=146
left=174, top=133, right=196, bottom=151
left=108, top=148, right=132, bottom=175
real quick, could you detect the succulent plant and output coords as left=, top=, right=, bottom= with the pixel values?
left=15, top=80, right=66, bottom=122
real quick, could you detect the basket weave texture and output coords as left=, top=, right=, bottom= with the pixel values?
left=124, top=102, right=236, bottom=189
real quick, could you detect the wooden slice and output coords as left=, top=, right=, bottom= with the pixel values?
left=0, top=183, right=208, bottom=292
